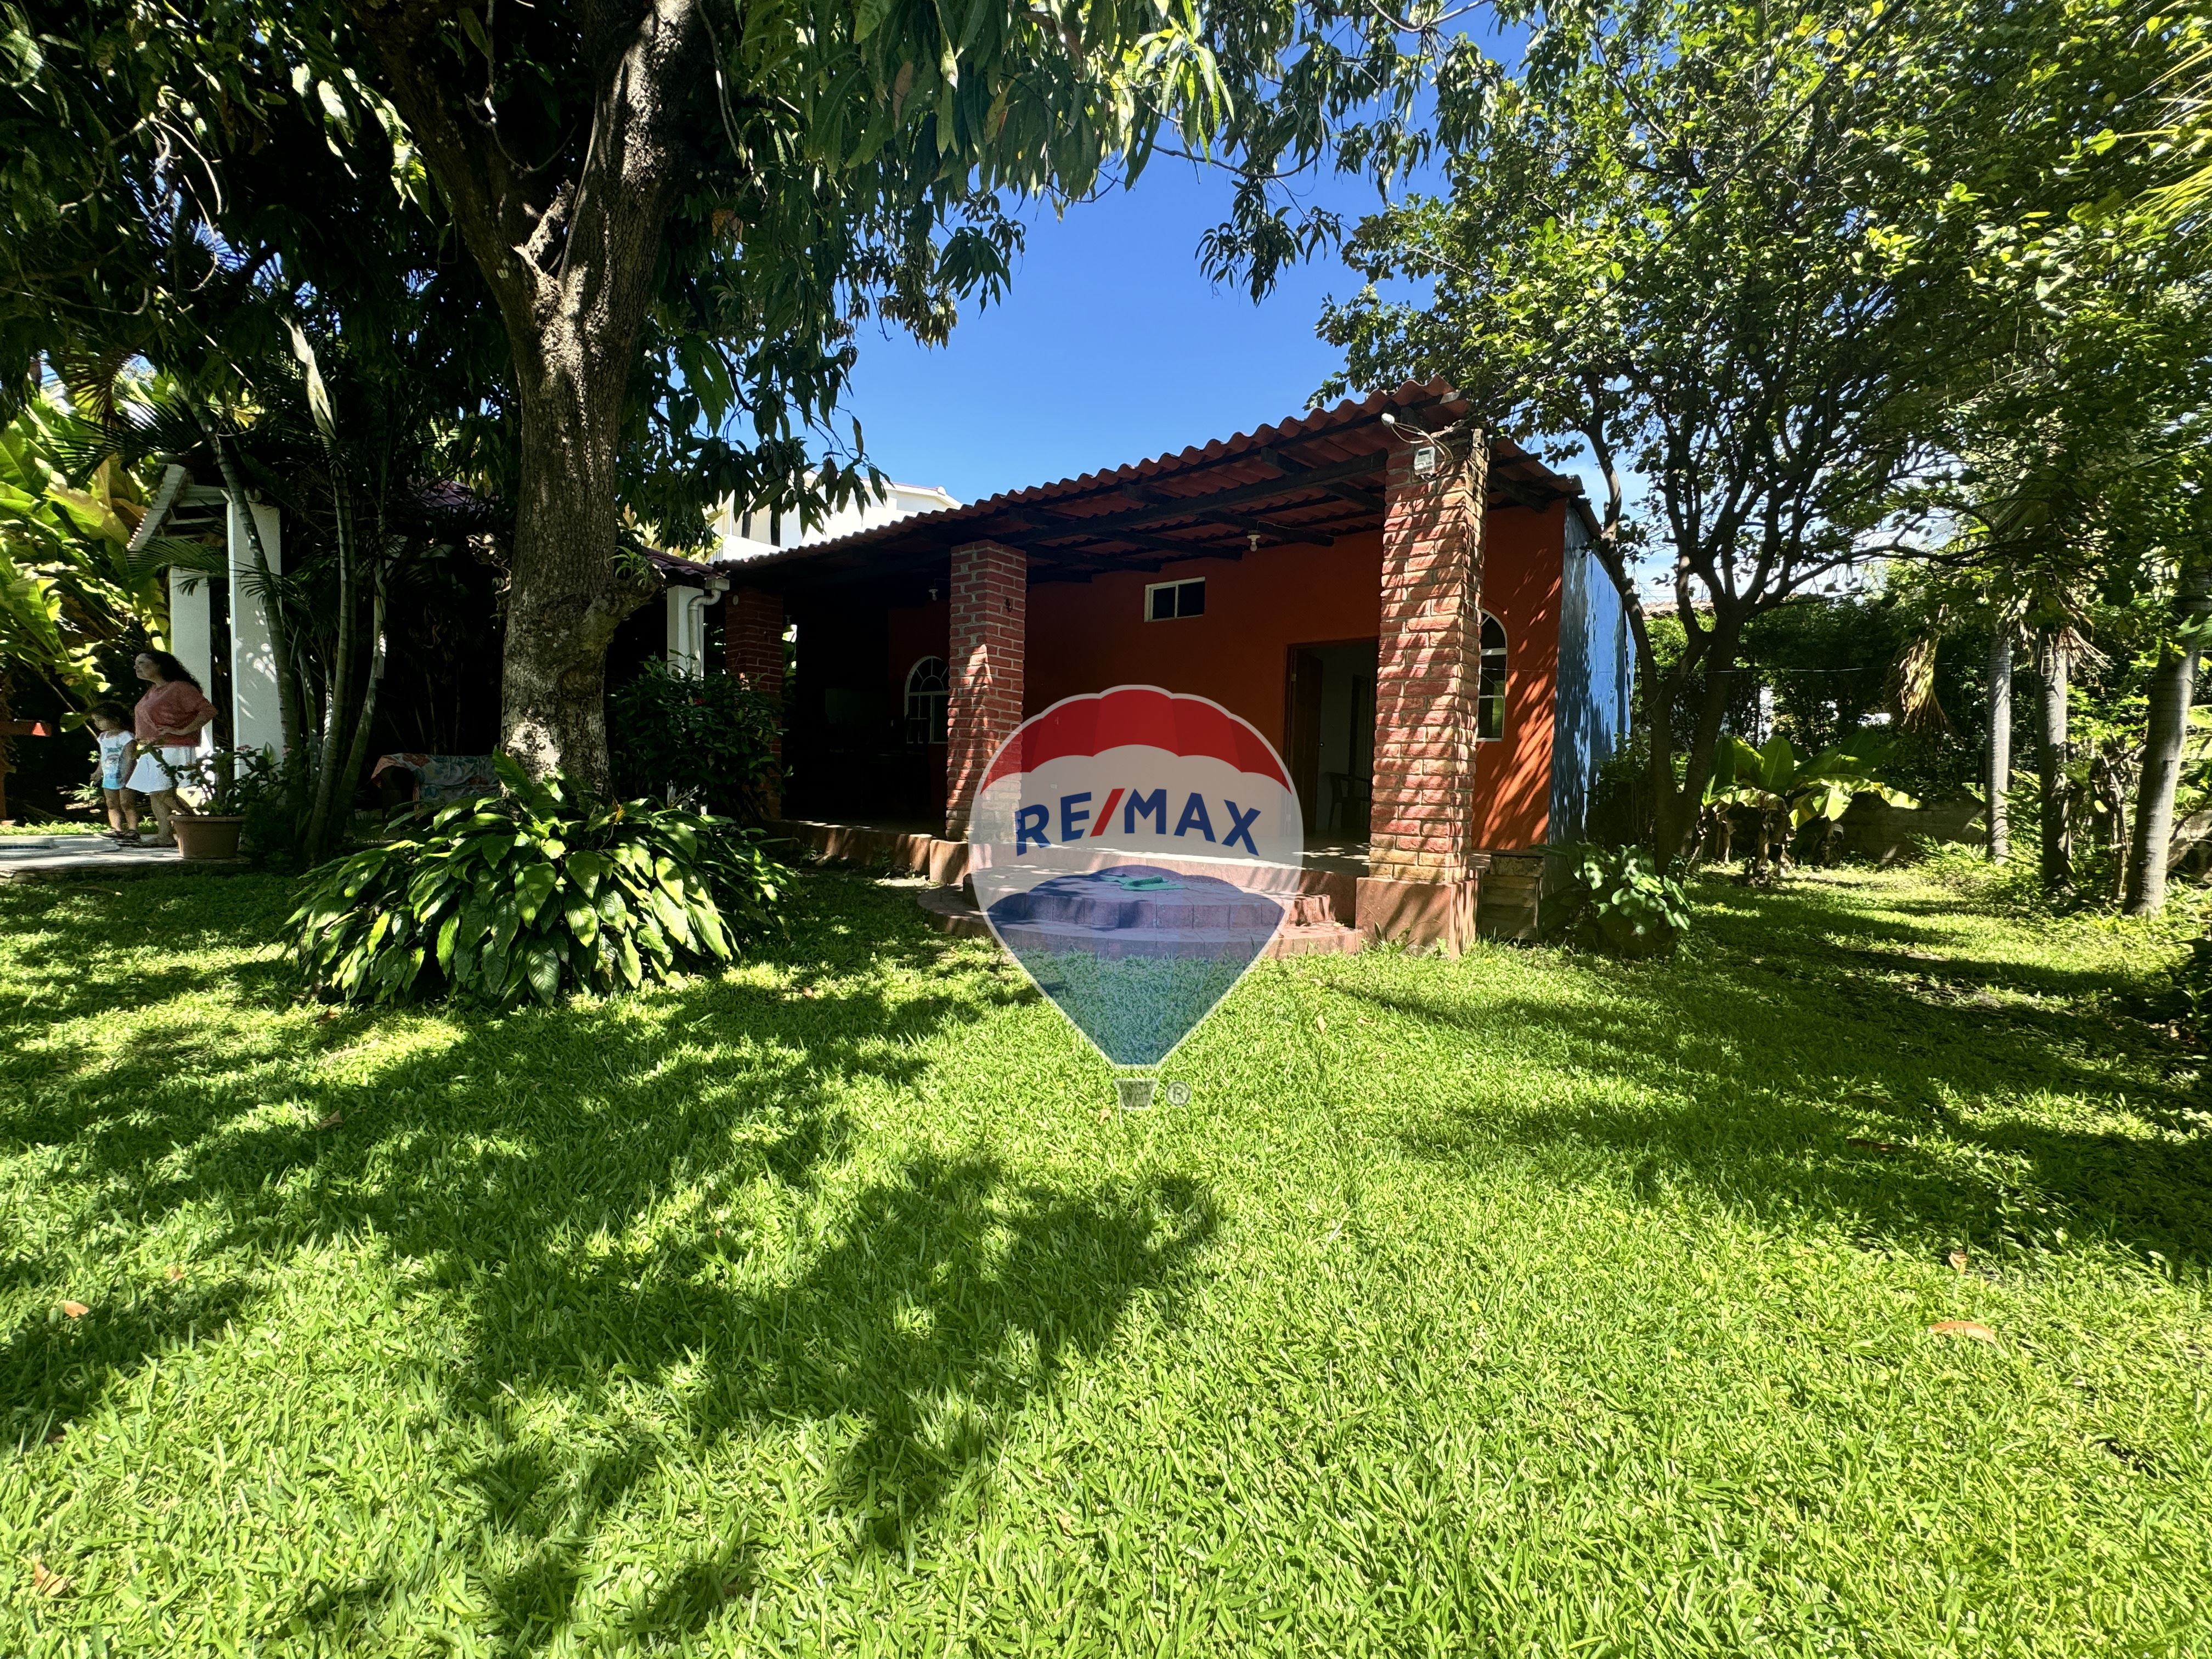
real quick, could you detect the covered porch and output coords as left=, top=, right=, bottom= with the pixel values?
left=723, top=381, right=1583, bottom=953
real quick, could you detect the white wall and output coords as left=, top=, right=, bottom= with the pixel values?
left=228, top=499, right=286, bottom=753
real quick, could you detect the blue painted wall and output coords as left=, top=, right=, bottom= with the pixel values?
left=1548, top=516, right=1635, bottom=843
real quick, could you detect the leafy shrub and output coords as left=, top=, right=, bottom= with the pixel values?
left=610, top=659, right=782, bottom=822
left=1582, top=734, right=1655, bottom=849
left=1565, top=844, right=1692, bottom=957
left=290, top=758, right=790, bottom=1006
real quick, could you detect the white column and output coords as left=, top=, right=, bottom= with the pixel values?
left=167, top=569, right=213, bottom=692
left=228, top=499, right=286, bottom=753
left=665, top=584, right=721, bottom=677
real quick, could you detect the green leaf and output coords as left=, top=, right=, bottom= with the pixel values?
left=514, top=861, right=558, bottom=926
left=854, top=0, right=894, bottom=41
left=526, top=944, right=560, bottom=1005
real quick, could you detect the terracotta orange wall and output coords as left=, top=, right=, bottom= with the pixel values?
left=1472, top=503, right=1564, bottom=850
left=1025, top=534, right=1386, bottom=752
left=888, top=503, right=1566, bottom=850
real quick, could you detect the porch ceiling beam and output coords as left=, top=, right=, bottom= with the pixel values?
left=1489, top=472, right=1565, bottom=512
left=1259, top=447, right=1386, bottom=515
left=991, top=512, right=1244, bottom=566
left=1022, top=449, right=1385, bottom=543
left=1118, top=484, right=1334, bottom=548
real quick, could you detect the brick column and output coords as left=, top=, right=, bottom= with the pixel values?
left=1357, top=434, right=1490, bottom=953
left=725, top=586, right=785, bottom=816
left=945, top=540, right=1026, bottom=838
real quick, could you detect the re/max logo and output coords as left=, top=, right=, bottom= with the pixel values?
left=1015, top=789, right=1265, bottom=856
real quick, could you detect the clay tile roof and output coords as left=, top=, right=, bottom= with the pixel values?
left=729, top=379, right=1585, bottom=594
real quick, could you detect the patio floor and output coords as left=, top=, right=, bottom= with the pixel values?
left=0, top=834, right=244, bottom=883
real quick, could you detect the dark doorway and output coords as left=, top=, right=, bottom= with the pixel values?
left=1284, top=639, right=1377, bottom=839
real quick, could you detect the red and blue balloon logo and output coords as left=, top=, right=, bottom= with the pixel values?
left=968, top=686, right=1305, bottom=1067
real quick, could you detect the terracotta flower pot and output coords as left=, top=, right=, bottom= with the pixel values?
left=172, top=813, right=246, bottom=861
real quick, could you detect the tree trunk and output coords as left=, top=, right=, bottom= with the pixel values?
left=1650, top=648, right=1737, bottom=864
left=499, top=382, right=654, bottom=793
left=351, top=0, right=703, bottom=791
left=334, top=576, right=388, bottom=834
left=1986, top=628, right=2011, bottom=862
left=303, top=489, right=357, bottom=860
left=2124, top=557, right=2212, bottom=915
left=2035, top=628, right=2073, bottom=895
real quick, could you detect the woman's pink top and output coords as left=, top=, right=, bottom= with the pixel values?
left=134, top=679, right=217, bottom=744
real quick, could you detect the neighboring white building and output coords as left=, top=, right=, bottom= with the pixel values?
left=712, top=477, right=958, bottom=563
left=646, top=478, right=960, bottom=676
left=132, top=467, right=290, bottom=758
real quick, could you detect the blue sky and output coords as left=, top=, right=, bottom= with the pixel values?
left=840, top=15, right=1540, bottom=509
left=839, top=161, right=1390, bottom=506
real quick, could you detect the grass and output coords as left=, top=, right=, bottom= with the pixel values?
left=1, top=863, right=2207, bottom=1656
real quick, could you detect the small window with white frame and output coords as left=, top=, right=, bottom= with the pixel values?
left=1146, top=578, right=1206, bottom=620
left=1476, top=612, right=1508, bottom=740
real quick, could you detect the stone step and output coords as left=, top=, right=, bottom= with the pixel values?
left=1266, top=922, right=1364, bottom=958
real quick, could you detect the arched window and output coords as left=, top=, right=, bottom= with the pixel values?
left=1476, top=613, right=1508, bottom=741
left=904, top=656, right=950, bottom=745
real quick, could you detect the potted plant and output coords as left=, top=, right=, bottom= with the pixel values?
left=161, top=748, right=264, bottom=861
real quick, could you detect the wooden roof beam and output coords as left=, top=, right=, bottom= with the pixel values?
left=1119, top=484, right=1334, bottom=548
left=992, top=512, right=1243, bottom=566
left=1259, top=447, right=1386, bottom=515
left=1023, top=449, right=1385, bottom=543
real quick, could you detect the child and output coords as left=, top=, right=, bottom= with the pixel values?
left=88, top=703, right=142, bottom=843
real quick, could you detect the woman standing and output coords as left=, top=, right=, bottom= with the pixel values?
left=126, top=651, right=217, bottom=847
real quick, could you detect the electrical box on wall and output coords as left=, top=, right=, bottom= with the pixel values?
left=1412, top=443, right=1438, bottom=477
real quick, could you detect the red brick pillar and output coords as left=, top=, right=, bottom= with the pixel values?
left=945, top=540, right=1026, bottom=838
left=725, top=586, right=785, bottom=816
left=1358, top=433, right=1489, bottom=954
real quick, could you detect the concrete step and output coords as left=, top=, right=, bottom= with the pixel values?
left=916, top=882, right=1362, bottom=956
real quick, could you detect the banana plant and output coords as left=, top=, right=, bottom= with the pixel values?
left=0, top=383, right=211, bottom=704
left=1703, top=733, right=1918, bottom=878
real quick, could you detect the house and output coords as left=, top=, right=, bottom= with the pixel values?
left=654, top=478, right=964, bottom=676
left=703, top=381, right=1633, bottom=952
left=144, top=470, right=507, bottom=764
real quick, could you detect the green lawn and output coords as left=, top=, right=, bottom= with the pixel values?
left=2, top=864, right=2207, bottom=1656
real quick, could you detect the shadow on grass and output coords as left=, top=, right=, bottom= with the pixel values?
left=1350, top=874, right=2211, bottom=1272
left=0, top=871, right=1209, bottom=1651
